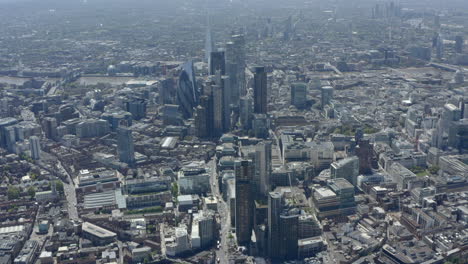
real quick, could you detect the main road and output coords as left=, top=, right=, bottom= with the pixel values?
left=208, top=158, right=231, bottom=263
left=57, top=161, right=79, bottom=221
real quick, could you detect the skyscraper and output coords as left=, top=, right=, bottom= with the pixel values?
left=205, top=14, right=214, bottom=63
left=330, top=156, right=360, bottom=187
left=239, top=93, right=253, bottom=130
left=255, top=141, right=272, bottom=197
left=235, top=160, right=254, bottom=245
left=455, top=36, right=464, bottom=53
left=253, top=66, right=267, bottom=114
left=225, top=34, right=246, bottom=101
left=209, top=51, right=226, bottom=76
left=125, top=98, right=147, bottom=121
left=321, top=86, right=333, bottom=109
left=268, top=191, right=283, bottom=259
left=177, top=61, right=199, bottom=119
left=291, top=82, right=307, bottom=109
left=117, top=126, right=135, bottom=167
left=212, top=84, right=224, bottom=136
left=278, top=211, right=299, bottom=260
left=220, top=76, right=231, bottom=131
left=42, top=117, right=58, bottom=141
left=30, top=136, right=41, bottom=160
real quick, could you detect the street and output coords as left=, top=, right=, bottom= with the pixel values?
left=209, top=158, right=231, bottom=263
left=58, top=161, right=79, bottom=221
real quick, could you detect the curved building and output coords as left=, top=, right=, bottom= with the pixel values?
left=177, top=61, right=199, bottom=118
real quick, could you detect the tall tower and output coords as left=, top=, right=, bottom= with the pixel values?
left=205, top=14, right=214, bottom=63
left=225, top=34, right=246, bottom=101
left=212, top=84, right=224, bottom=136
left=278, top=212, right=299, bottom=260
left=268, top=191, right=283, bottom=259
left=291, top=82, right=307, bottom=109
left=253, top=66, right=267, bottom=114
left=220, top=76, right=231, bottom=131
left=455, top=36, right=464, bottom=53
left=30, top=136, right=41, bottom=160
left=255, top=141, right=272, bottom=197
left=209, top=51, right=226, bottom=76
left=321, top=86, right=333, bottom=109
left=235, top=160, right=254, bottom=245
left=117, top=125, right=135, bottom=167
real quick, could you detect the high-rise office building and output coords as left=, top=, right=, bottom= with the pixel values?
left=30, top=136, right=41, bottom=160
left=177, top=61, right=199, bottom=119
left=268, top=191, right=283, bottom=259
left=220, top=76, right=231, bottom=131
left=226, top=61, right=239, bottom=104
left=125, top=98, right=147, bottom=121
left=0, top=117, right=18, bottom=149
left=436, top=34, right=444, bottom=60
left=209, top=51, right=226, bottom=75
left=195, top=105, right=208, bottom=139
left=321, top=86, right=333, bottom=109
left=330, top=156, right=360, bottom=187
left=225, top=34, right=246, bottom=100
left=255, top=141, right=272, bottom=196
left=291, top=83, right=307, bottom=109
left=212, top=84, right=224, bottom=136
left=160, top=78, right=175, bottom=105
left=235, top=160, right=254, bottom=245
left=278, top=211, right=299, bottom=260
left=455, top=36, right=464, bottom=53
left=205, top=16, right=214, bottom=63
left=253, top=66, right=268, bottom=114
left=42, top=117, right=58, bottom=141
left=252, top=114, right=269, bottom=139
left=239, top=91, right=253, bottom=130
left=355, top=140, right=377, bottom=175
left=117, top=126, right=135, bottom=167
left=328, top=178, right=356, bottom=216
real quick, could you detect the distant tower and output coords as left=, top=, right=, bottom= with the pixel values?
left=209, top=51, right=226, bottom=76
left=253, top=66, right=267, bottom=114
left=220, top=76, right=231, bottom=131
left=42, top=117, right=58, bottom=140
left=436, top=34, right=444, bottom=60
left=212, top=84, right=224, bottom=136
left=321, top=86, right=334, bottom=109
left=255, top=141, right=272, bottom=197
left=30, top=136, right=41, bottom=160
left=455, top=36, right=464, bottom=53
left=235, top=160, right=254, bottom=245
left=117, top=124, right=135, bottom=167
left=239, top=91, right=253, bottom=130
left=226, top=34, right=246, bottom=97
left=205, top=15, right=214, bottom=63
left=291, top=83, right=307, bottom=109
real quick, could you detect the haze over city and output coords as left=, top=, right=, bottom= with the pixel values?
left=0, top=0, right=467, bottom=264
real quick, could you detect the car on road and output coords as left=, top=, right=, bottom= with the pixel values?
left=217, top=257, right=220, bottom=263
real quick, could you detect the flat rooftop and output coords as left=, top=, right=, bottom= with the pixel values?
left=82, top=222, right=116, bottom=238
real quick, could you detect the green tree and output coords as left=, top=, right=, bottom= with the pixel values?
left=171, top=182, right=179, bottom=197
left=429, top=165, right=440, bottom=175
left=27, top=186, right=36, bottom=198
left=54, top=180, right=64, bottom=194
left=7, top=186, right=20, bottom=200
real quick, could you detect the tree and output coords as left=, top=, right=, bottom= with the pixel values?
left=429, top=165, right=440, bottom=175
left=28, top=186, right=36, bottom=198
left=54, top=180, right=64, bottom=194
left=171, top=182, right=179, bottom=198
left=7, top=186, right=20, bottom=200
